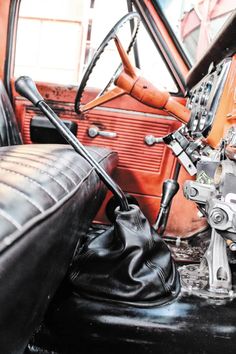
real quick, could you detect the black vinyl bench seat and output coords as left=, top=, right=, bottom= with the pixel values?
left=0, top=143, right=117, bottom=354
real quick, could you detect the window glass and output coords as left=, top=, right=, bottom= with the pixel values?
left=136, top=23, right=177, bottom=92
left=14, top=0, right=177, bottom=92
left=79, top=0, right=132, bottom=90
left=15, top=0, right=89, bottom=84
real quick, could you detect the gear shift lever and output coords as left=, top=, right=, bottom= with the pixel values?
left=15, top=76, right=129, bottom=211
left=154, top=179, right=179, bottom=235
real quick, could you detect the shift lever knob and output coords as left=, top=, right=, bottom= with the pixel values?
left=153, top=179, right=179, bottom=233
left=15, top=76, right=44, bottom=106
left=161, top=179, right=179, bottom=208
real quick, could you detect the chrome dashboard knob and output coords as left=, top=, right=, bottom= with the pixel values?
left=144, top=135, right=164, bottom=146
left=88, top=126, right=117, bottom=139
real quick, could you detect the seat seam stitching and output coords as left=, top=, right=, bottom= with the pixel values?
left=0, top=166, right=57, bottom=201
left=1, top=150, right=82, bottom=176
left=0, top=209, right=21, bottom=229
left=0, top=181, right=43, bottom=212
left=0, top=159, right=69, bottom=192
left=0, top=154, right=77, bottom=186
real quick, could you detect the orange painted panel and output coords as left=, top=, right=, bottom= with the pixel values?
left=164, top=167, right=207, bottom=238
left=0, top=1, right=11, bottom=80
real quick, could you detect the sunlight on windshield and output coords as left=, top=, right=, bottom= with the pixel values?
left=156, top=0, right=236, bottom=63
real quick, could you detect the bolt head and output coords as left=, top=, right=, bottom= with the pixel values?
left=210, top=208, right=227, bottom=225
left=229, top=242, right=236, bottom=252
left=189, top=187, right=198, bottom=197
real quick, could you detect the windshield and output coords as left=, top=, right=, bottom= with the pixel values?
left=155, top=0, right=236, bottom=64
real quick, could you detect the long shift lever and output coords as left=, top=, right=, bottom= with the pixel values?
left=154, top=179, right=179, bottom=235
left=15, top=76, right=130, bottom=212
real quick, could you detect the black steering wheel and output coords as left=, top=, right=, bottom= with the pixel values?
left=75, top=12, right=140, bottom=114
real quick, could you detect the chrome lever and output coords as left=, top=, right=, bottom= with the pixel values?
left=144, top=135, right=164, bottom=146
left=88, top=126, right=117, bottom=139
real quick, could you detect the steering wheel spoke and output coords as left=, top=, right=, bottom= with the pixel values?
left=80, top=87, right=125, bottom=113
left=114, top=36, right=137, bottom=78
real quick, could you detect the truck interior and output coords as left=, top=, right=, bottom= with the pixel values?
left=0, top=0, right=236, bottom=353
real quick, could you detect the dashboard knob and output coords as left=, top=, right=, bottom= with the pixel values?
left=194, top=94, right=199, bottom=104
left=144, top=135, right=163, bottom=146
left=200, top=93, right=208, bottom=106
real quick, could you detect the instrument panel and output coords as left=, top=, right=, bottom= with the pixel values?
left=187, top=59, right=231, bottom=138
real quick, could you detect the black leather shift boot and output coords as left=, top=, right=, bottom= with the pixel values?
left=70, top=205, right=180, bottom=306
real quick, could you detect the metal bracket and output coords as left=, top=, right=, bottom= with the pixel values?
left=179, top=228, right=235, bottom=299
left=169, top=140, right=197, bottom=176
left=183, top=180, right=215, bottom=204
left=201, top=228, right=232, bottom=293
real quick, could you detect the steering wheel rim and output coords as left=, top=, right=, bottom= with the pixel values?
left=75, top=12, right=140, bottom=114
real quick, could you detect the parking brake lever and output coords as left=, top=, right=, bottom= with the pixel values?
left=153, top=179, right=179, bottom=235
left=15, top=76, right=130, bottom=212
